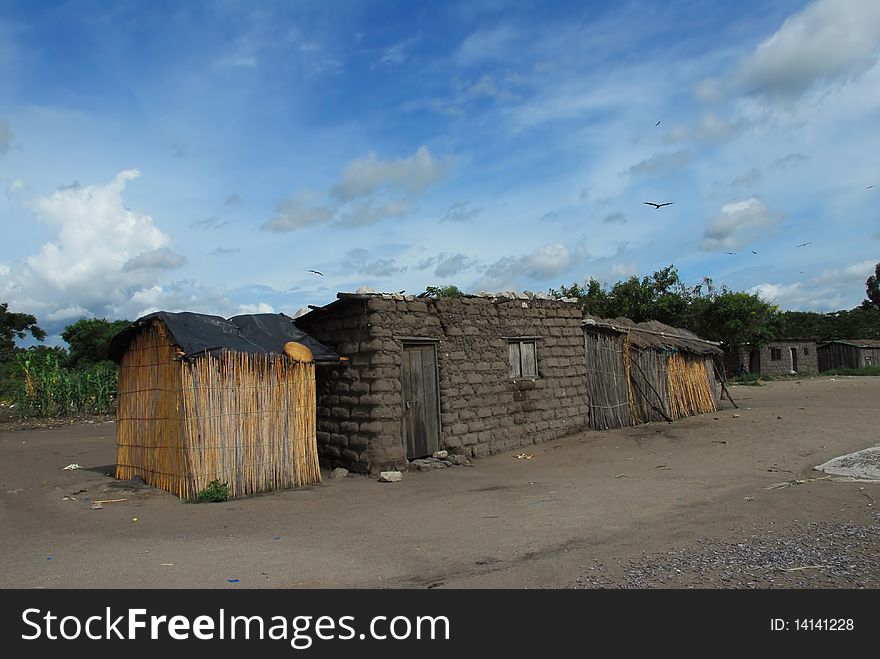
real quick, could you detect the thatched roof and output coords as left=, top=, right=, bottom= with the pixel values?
left=109, top=311, right=340, bottom=363
left=582, top=315, right=722, bottom=355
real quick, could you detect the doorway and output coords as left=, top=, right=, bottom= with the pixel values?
left=790, top=346, right=799, bottom=373
left=749, top=349, right=761, bottom=375
left=401, top=343, right=441, bottom=459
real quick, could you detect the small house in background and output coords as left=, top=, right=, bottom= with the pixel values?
left=295, top=291, right=589, bottom=473
left=817, top=339, right=880, bottom=371
left=725, top=339, right=818, bottom=377
left=583, top=316, right=722, bottom=430
left=108, top=312, right=339, bottom=499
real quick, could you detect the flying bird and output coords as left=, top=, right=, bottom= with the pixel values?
left=307, top=269, right=324, bottom=276
left=751, top=250, right=758, bottom=254
left=726, top=252, right=736, bottom=255
left=868, top=185, right=876, bottom=189
left=796, top=242, right=813, bottom=248
left=655, top=120, right=661, bottom=126
left=643, top=201, right=674, bottom=209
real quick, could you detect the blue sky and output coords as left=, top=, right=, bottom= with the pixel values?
left=1, top=0, right=879, bottom=340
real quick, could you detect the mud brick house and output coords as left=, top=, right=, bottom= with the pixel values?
left=295, top=291, right=588, bottom=473
left=726, top=339, right=819, bottom=377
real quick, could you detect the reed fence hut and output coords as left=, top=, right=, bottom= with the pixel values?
left=108, top=312, right=339, bottom=499
left=817, top=338, right=880, bottom=371
left=583, top=316, right=723, bottom=430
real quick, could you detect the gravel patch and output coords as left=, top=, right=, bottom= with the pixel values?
left=577, top=514, right=880, bottom=589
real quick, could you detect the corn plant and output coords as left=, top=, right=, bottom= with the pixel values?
left=14, top=353, right=117, bottom=417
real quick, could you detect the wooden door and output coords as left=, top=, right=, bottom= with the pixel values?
left=401, top=344, right=440, bottom=459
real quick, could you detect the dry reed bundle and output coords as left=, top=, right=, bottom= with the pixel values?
left=178, top=348, right=320, bottom=499
left=628, top=349, right=672, bottom=423
left=584, top=331, right=636, bottom=429
left=666, top=353, right=717, bottom=419
left=116, top=321, right=188, bottom=496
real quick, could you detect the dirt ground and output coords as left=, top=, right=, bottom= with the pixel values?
left=1, top=376, right=878, bottom=589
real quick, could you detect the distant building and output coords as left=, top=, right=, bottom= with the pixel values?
left=817, top=339, right=880, bottom=371
left=725, top=339, right=818, bottom=377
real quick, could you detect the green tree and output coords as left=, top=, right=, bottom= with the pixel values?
left=551, top=266, right=782, bottom=346
left=0, top=302, right=46, bottom=361
left=61, top=317, right=130, bottom=367
left=866, top=261, right=880, bottom=308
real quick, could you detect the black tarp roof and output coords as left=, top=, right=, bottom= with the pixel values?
left=108, top=311, right=339, bottom=363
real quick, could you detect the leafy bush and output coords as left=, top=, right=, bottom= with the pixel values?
left=193, top=480, right=229, bottom=503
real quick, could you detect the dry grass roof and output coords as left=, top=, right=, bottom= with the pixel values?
left=582, top=315, right=722, bottom=356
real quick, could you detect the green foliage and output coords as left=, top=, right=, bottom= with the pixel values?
left=821, top=366, right=880, bottom=377
left=551, top=266, right=782, bottom=347
left=14, top=352, right=117, bottom=417
left=61, top=317, right=130, bottom=367
left=423, top=285, right=463, bottom=298
left=192, top=480, right=230, bottom=503
left=865, top=262, right=880, bottom=308
left=0, top=302, right=46, bottom=361
left=776, top=306, right=880, bottom=340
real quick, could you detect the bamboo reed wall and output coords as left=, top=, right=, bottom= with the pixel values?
left=116, top=322, right=188, bottom=496
left=116, top=320, right=321, bottom=499
left=585, top=330, right=719, bottom=430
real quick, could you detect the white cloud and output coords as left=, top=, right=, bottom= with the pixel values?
left=602, top=212, right=627, bottom=224
left=122, top=247, right=186, bottom=272
left=480, top=242, right=586, bottom=289
left=330, top=146, right=454, bottom=202
left=440, top=201, right=482, bottom=223
left=347, top=248, right=408, bottom=278
left=261, top=193, right=334, bottom=231
left=701, top=198, right=784, bottom=251
left=4, top=178, right=23, bottom=198
left=433, top=253, right=478, bottom=278
left=623, top=150, right=693, bottom=178
left=456, top=26, right=519, bottom=65
left=694, top=77, right=723, bottom=103
left=45, top=305, right=91, bottom=322
left=359, top=258, right=407, bottom=278
left=0, top=170, right=197, bottom=326
left=191, top=216, right=236, bottom=230
left=378, top=36, right=420, bottom=66
left=769, top=153, right=809, bottom=170
left=236, top=302, right=275, bottom=314
left=749, top=260, right=874, bottom=311
left=737, top=0, right=880, bottom=97
left=337, top=198, right=414, bottom=227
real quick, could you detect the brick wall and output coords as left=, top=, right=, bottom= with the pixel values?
left=758, top=341, right=819, bottom=376
left=297, top=294, right=588, bottom=473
